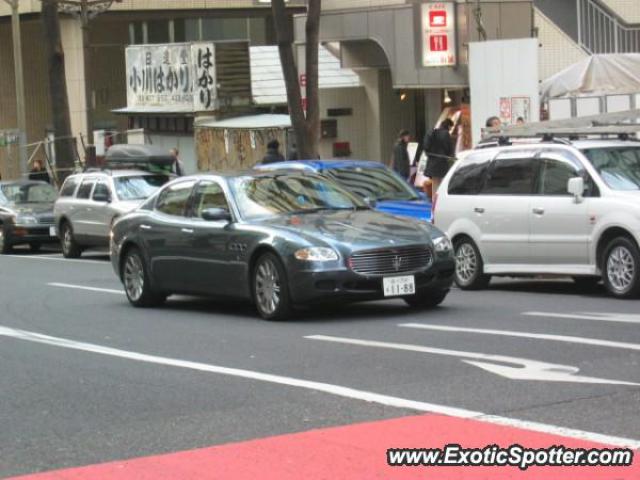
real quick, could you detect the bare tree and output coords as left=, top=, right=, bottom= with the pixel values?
left=41, top=0, right=76, bottom=182
left=271, top=0, right=321, bottom=160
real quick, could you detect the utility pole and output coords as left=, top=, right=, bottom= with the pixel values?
left=3, top=0, right=28, bottom=175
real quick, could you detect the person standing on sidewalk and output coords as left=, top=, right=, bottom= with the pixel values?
left=423, top=119, right=454, bottom=201
left=392, top=129, right=411, bottom=181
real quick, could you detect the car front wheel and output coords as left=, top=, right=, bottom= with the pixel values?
left=122, top=247, right=166, bottom=307
left=0, top=227, right=12, bottom=254
left=252, top=252, right=292, bottom=321
left=602, top=237, right=640, bottom=299
left=60, top=222, right=82, bottom=258
left=404, top=289, right=449, bottom=309
left=454, top=237, right=491, bottom=290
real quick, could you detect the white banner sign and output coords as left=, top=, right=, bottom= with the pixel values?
left=421, top=2, right=457, bottom=68
left=126, top=43, right=217, bottom=112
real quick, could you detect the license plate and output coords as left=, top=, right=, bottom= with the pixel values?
left=49, top=226, right=57, bottom=237
left=383, top=275, right=416, bottom=297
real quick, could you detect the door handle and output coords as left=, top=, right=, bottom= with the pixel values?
left=532, top=207, right=545, bottom=215
left=140, top=224, right=152, bottom=231
left=181, top=228, right=195, bottom=234
left=474, top=207, right=485, bottom=214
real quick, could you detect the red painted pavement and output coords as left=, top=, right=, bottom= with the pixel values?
left=10, top=414, right=640, bottom=480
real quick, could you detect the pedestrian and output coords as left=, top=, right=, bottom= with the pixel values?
left=29, top=159, right=50, bottom=184
left=486, top=116, right=502, bottom=130
left=392, top=129, right=411, bottom=181
left=423, top=119, right=454, bottom=201
left=170, top=148, right=184, bottom=176
left=516, top=116, right=525, bottom=126
left=261, top=139, right=285, bottom=164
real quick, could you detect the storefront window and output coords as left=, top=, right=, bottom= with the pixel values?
left=202, top=18, right=248, bottom=41
left=147, top=20, right=170, bottom=44
left=248, top=17, right=267, bottom=45
left=129, top=21, right=144, bottom=44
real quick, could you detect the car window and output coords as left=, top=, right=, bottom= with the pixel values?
left=537, top=153, right=581, bottom=196
left=92, top=182, right=112, bottom=201
left=0, top=183, right=58, bottom=204
left=155, top=181, right=196, bottom=217
left=482, top=154, right=538, bottom=195
left=114, top=175, right=169, bottom=201
left=582, top=147, right=640, bottom=191
left=324, top=166, right=419, bottom=202
left=76, top=178, right=96, bottom=199
left=448, top=151, right=493, bottom=195
left=60, top=177, right=79, bottom=197
left=192, top=181, right=230, bottom=218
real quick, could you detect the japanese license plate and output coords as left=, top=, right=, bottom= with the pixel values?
left=383, top=275, right=416, bottom=297
left=49, top=226, right=57, bottom=237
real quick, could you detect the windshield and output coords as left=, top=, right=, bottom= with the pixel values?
left=114, top=175, right=170, bottom=201
left=324, top=166, right=420, bottom=202
left=0, top=183, right=57, bottom=205
left=582, top=147, right=640, bottom=191
left=231, top=174, right=367, bottom=220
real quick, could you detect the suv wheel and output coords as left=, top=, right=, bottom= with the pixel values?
left=60, top=222, right=83, bottom=259
left=602, top=237, right=640, bottom=299
left=454, top=237, right=491, bottom=290
left=0, top=227, right=12, bottom=254
left=252, top=252, right=292, bottom=321
left=122, top=247, right=165, bottom=307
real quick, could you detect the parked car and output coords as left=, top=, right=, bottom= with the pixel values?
left=0, top=180, right=59, bottom=254
left=110, top=170, right=455, bottom=320
left=54, top=170, right=170, bottom=258
left=434, top=139, right=640, bottom=298
left=257, top=160, right=432, bottom=222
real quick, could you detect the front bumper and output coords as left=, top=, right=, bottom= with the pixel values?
left=288, top=257, right=455, bottom=304
left=3, top=224, right=58, bottom=246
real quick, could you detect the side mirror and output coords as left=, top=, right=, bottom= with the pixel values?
left=201, top=208, right=232, bottom=222
left=567, top=177, right=585, bottom=202
left=93, top=192, right=111, bottom=203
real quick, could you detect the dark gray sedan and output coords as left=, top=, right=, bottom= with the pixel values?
left=0, top=180, right=58, bottom=254
left=110, top=171, right=455, bottom=320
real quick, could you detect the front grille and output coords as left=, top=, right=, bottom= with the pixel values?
left=38, top=215, right=55, bottom=225
left=348, top=245, right=433, bottom=276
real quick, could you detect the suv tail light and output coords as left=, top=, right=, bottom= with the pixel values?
left=431, top=192, right=438, bottom=224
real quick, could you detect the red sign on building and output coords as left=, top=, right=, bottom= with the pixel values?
left=429, top=10, right=448, bottom=28
left=429, top=34, right=448, bottom=52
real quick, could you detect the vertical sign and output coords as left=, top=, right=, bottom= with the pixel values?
left=421, top=2, right=457, bottom=67
left=193, top=43, right=217, bottom=111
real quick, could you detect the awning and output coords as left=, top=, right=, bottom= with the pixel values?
left=196, top=114, right=292, bottom=130
left=541, top=54, right=640, bottom=100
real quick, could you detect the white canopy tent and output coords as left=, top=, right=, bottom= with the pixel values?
left=541, top=54, right=640, bottom=101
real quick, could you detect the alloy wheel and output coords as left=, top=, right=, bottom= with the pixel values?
left=62, top=226, right=73, bottom=255
left=0, top=230, right=4, bottom=252
left=456, top=243, right=477, bottom=284
left=255, top=259, right=281, bottom=316
left=606, top=245, right=636, bottom=294
left=124, top=254, right=145, bottom=302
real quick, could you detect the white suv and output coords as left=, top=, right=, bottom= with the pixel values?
left=434, top=140, right=640, bottom=298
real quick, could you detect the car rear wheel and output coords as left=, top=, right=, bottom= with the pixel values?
left=122, top=247, right=166, bottom=307
left=253, top=252, right=292, bottom=321
left=60, top=222, right=82, bottom=259
left=454, top=237, right=490, bottom=290
left=404, top=289, right=449, bottom=309
left=602, top=237, right=640, bottom=299
left=0, top=227, right=12, bottom=254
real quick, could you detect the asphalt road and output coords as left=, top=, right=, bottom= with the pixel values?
left=1, top=247, right=639, bottom=478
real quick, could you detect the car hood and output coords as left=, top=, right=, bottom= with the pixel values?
left=5, top=202, right=55, bottom=216
left=375, top=199, right=432, bottom=222
left=257, top=210, right=438, bottom=250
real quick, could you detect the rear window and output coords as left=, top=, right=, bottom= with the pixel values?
left=447, top=152, right=492, bottom=195
left=60, top=177, right=79, bottom=197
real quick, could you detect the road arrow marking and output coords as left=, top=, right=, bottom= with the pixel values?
left=305, top=335, right=640, bottom=386
left=524, top=311, right=640, bottom=324
left=399, top=323, right=640, bottom=351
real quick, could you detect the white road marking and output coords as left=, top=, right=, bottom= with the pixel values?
left=3, top=254, right=108, bottom=265
left=400, top=323, right=640, bottom=351
left=305, top=335, right=640, bottom=386
left=0, top=325, right=638, bottom=449
left=48, top=282, right=124, bottom=295
left=524, top=311, right=640, bottom=325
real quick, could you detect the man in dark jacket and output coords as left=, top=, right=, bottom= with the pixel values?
left=421, top=119, right=454, bottom=200
left=29, top=160, right=50, bottom=184
left=392, top=130, right=411, bottom=180
left=261, top=139, right=285, bottom=164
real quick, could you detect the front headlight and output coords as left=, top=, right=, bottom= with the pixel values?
left=294, top=247, right=339, bottom=262
left=433, top=236, right=452, bottom=253
left=15, top=214, right=38, bottom=225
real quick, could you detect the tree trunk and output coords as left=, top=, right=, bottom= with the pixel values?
left=41, top=0, right=76, bottom=183
left=272, top=0, right=321, bottom=160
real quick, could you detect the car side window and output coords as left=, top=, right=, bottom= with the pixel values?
left=537, top=151, right=598, bottom=197
left=60, top=177, right=79, bottom=197
left=482, top=153, right=538, bottom=195
left=92, top=182, right=112, bottom=201
left=191, top=181, right=230, bottom=218
left=76, top=178, right=96, bottom=199
left=155, top=181, right=196, bottom=217
left=448, top=152, right=493, bottom=195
